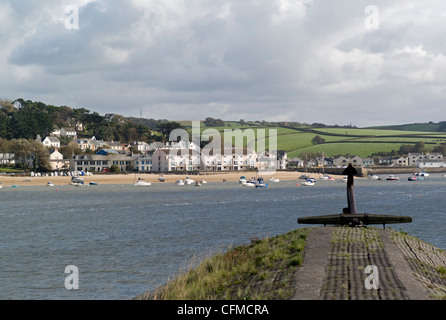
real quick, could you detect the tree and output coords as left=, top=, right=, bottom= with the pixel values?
left=9, top=139, right=32, bottom=172
left=414, top=141, right=426, bottom=153
left=399, top=144, right=415, bottom=155
left=432, top=144, right=446, bottom=155
left=29, top=140, right=51, bottom=172
left=204, top=117, right=225, bottom=127
left=72, top=108, right=90, bottom=131
left=157, top=121, right=182, bottom=141
left=60, top=140, right=81, bottom=159
left=311, top=135, right=325, bottom=145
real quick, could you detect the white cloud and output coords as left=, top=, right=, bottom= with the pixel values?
left=3, top=0, right=446, bottom=126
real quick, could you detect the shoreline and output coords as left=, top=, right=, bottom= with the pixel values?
left=0, top=171, right=346, bottom=187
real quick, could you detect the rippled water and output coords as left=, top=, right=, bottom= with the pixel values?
left=0, top=173, right=445, bottom=300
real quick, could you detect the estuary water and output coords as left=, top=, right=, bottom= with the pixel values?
left=0, top=173, right=445, bottom=300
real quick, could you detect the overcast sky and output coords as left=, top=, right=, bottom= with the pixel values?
left=2, top=0, right=446, bottom=127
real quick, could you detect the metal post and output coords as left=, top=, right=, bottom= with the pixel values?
left=343, top=164, right=358, bottom=214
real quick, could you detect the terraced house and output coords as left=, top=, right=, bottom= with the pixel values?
left=332, top=156, right=375, bottom=168
left=70, top=154, right=135, bottom=172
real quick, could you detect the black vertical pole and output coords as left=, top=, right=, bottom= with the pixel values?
left=343, top=164, right=358, bottom=214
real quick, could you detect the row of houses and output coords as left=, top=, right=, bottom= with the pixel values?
left=288, top=152, right=446, bottom=169
left=70, top=145, right=286, bottom=173
left=287, top=155, right=375, bottom=168
left=378, top=153, right=444, bottom=167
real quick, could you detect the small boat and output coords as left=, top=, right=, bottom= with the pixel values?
left=255, top=182, right=268, bottom=188
left=184, top=177, right=195, bottom=185
left=47, top=182, right=54, bottom=187
left=71, top=176, right=85, bottom=185
left=134, top=180, right=151, bottom=186
left=303, top=180, right=315, bottom=186
left=176, top=180, right=185, bottom=186
left=158, top=175, right=166, bottom=182
left=299, top=174, right=309, bottom=179
left=199, top=180, right=207, bottom=184
left=251, top=177, right=268, bottom=188
left=369, top=174, right=379, bottom=180
left=319, top=175, right=329, bottom=181
left=239, top=176, right=247, bottom=183
left=414, top=171, right=429, bottom=177
left=195, top=181, right=201, bottom=187
left=342, top=177, right=348, bottom=182
left=241, top=181, right=255, bottom=187
left=386, top=175, right=400, bottom=181
left=89, top=182, right=99, bottom=186
left=268, top=178, right=280, bottom=183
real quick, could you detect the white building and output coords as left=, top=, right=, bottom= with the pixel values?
left=204, top=148, right=258, bottom=171
left=153, top=148, right=202, bottom=172
left=130, top=141, right=150, bottom=153
left=0, top=153, right=15, bottom=165
left=42, top=136, right=61, bottom=149
left=417, top=159, right=446, bottom=168
left=60, top=127, right=77, bottom=138
left=407, top=153, right=443, bottom=166
left=49, top=149, right=69, bottom=170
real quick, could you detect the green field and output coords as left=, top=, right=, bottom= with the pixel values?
left=181, top=122, right=446, bottom=158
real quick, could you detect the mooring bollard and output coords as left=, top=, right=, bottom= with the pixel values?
left=297, top=163, right=413, bottom=228
left=343, top=164, right=358, bottom=214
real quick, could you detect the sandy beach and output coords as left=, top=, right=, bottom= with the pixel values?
left=0, top=171, right=346, bottom=187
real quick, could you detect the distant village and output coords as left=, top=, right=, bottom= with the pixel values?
left=288, top=152, right=445, bottom=170
left=0, top=122, right=444, bottom=176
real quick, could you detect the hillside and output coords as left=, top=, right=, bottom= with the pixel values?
left=2, top=99, right=446, bottom=159
left=180, top=120, right=446, bottom=158
left=366, top=121, right=446, bottom=132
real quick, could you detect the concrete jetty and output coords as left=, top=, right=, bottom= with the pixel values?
left=292, top=226, right=446, bottom=300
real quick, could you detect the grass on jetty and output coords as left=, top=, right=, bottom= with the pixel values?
left=140, top=228, right=310, bottom=300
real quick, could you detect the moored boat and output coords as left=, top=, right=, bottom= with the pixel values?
left=303, top=180, right=315, bottom=186
left=134, top=180, right=151, bottom=186
left=71, top=176, right=84, bottom=185
left=386, top=175, right=400, bottom=181
left=176, top=180, right=185, bottom=186
left=414, top=171, right=429, bottom=177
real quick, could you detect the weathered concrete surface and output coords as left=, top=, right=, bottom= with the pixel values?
left=293, top=226, right=446, bottom=300
left=292, top=227, right=334, bottom=300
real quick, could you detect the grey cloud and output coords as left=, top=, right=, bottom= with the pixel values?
left=3, top=0, right=446, bottom=127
